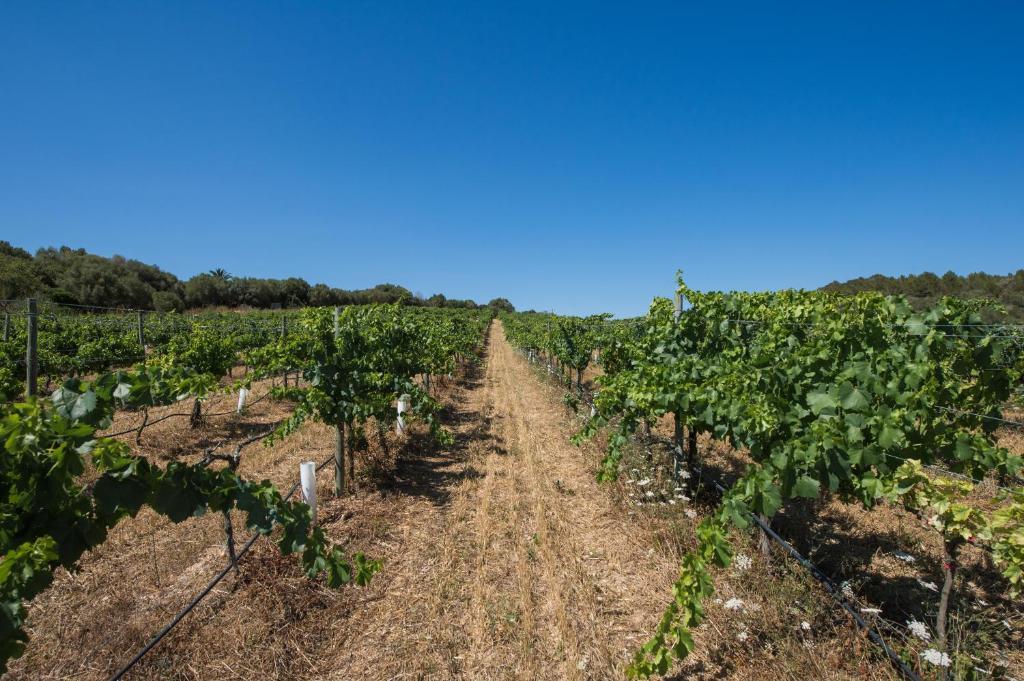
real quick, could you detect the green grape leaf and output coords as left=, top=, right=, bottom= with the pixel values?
left=793, top=475, right=820, bottom=498
left=807, top=390, right=837, bottom=415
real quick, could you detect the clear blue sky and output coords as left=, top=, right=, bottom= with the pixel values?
left=2, top=2, right=1022, bottom=316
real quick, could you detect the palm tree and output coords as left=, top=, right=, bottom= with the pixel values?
left=208, top=268, right=232, bottom=281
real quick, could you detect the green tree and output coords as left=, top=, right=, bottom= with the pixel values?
left=152, top=290, right=185, bottom=312
left=0, top=245, right=44, bottom=299
left=487, top=297, right=515, bottom=313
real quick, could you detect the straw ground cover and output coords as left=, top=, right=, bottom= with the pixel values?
left=295, top=321, right=683, bottom=679
left=3, top=322, right=687, bottom=679
left=5, top=374, right=346, bottom=679
left=566, top=364, right=1023, bottom=678
left=8, top=322, right=1020, bottom=679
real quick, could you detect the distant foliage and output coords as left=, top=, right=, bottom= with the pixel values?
left=0, top=241, right=508, bottom=312
left=486, top=297, right=516, bottom=313
left=823, top=269, right=1024, bottom=322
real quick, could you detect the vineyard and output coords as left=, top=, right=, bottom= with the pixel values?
left=0, top=300, right=491, bottom=678
left=1, top=285, right=1023, bottom=680
left=502, top=282, right=1024, bottom=680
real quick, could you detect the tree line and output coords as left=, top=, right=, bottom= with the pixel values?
left=822, top=269, right=1024, bottom=322
left=0, top=242, right=515, bottom=312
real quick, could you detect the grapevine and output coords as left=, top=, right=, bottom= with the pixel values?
left=506, top=278, right=1024, bottom=677
left=0, top=371, right=380, bottom=673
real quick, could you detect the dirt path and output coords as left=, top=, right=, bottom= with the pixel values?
left=331, top=321, right=677, bottom=680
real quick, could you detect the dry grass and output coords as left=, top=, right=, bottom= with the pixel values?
left=466, top=323, right=681, bottom=680
left=666, top=430, right=1024, bottom=679
left=317, top=322, right=684, bottom=679
left=8, top=369, right=472, bottom=680
left=10, top=327, right=1021, bottom=680
left=528, top=360, right=911, bottom=679
left=558, top=362, right=1024, bottom=679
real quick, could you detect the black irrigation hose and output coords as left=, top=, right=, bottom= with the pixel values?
left=107, top=532, right=260, bottom=681
left=688, top=460, right=921, bottom=681
left=632, top=431, right=922, bottom=680
left=234, top=426, right=280, bottom=451
left=750, top=514, right=921, bottom=680
left=108, top=452, right=335, bottom=681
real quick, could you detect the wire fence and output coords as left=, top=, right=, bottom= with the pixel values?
left=935, top=405, right=1024, bottom=430
left=45, top=301, right=152, bottom=313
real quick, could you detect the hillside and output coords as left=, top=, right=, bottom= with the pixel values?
left=822, top=269, right=1024, bottom=322
left=0, top=241, right=514, bottom=312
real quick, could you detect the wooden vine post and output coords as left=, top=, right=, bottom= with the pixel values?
left=332, top=310, right=346, bottom=496
left=936, top=536, right=963, bottom=679
left=189, top=397, right=202, bottom=429
left=223, top=452, right=241, bottom=574
left=672, top=292, right=684, bottom=482
left=25, top=298, right=38, bottom=398
left=347, top=425, right=355, bottom=490
left=281, top=314, right=288, bottom=388
left=335, top=422, right=346, bottom=496
left=675, top=291, right=701, bottom=483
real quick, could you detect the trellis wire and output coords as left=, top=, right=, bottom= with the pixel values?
left=935, top=405, right=1024, bottom=430
left=45, top=301, right=151, bottom=313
